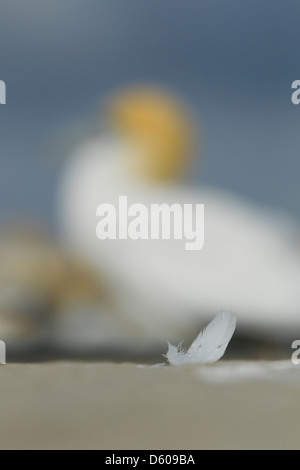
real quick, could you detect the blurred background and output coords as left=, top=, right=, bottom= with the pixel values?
left=0, top=0, right=300, bottom=361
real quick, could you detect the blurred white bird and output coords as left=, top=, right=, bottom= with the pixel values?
left=57, top=85, right=300, bottom=345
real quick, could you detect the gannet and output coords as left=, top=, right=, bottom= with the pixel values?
left=57, top=85, right=300, bottom=344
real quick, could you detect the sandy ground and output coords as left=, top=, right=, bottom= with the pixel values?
left=0, top=360, right=299, bottom=450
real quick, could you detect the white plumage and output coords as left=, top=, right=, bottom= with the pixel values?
left=58, top=136, right=300, bottom=341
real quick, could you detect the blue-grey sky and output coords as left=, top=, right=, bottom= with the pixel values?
left=0, top=0, right=299, bottom=226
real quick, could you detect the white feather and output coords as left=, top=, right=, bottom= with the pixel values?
left=165, top=311, right=237, bottom=366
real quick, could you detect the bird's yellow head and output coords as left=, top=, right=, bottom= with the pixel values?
left=105, top=85, right=199, bottom=182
